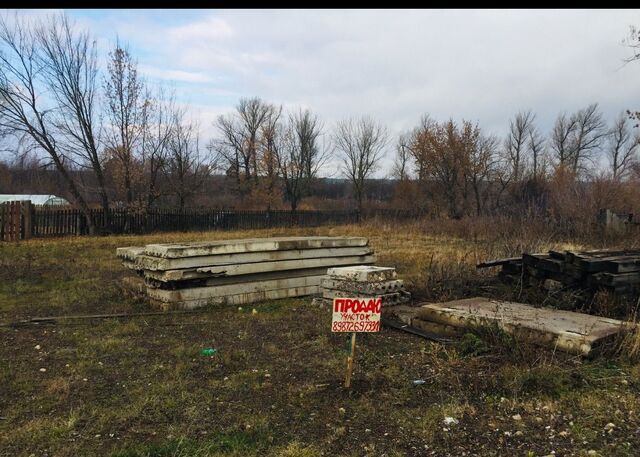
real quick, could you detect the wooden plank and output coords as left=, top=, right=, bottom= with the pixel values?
left=476, top=257, right=522, bottom=269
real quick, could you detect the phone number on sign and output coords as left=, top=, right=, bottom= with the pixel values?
left=331, top=321, right=380, bottom=332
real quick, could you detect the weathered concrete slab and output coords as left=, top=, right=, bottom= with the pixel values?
left=116, top=246, right=145, bottom=261
left=135, top=247, right=373, bottom=271
left=327, top=265, right=397, bottom=282
left=153, top=285, right=320, bottom=310
left=144, top=236, right=368, bottom=259
left=196, top=254, right=376, bottom=277
left=147, top=275, right=325, bottom=303
left=145, top=267, right=334, bottom=288
left=321, top=278, right=404, bottom=294
left=321, top=289, right=410, bottom=305
left=416, top=297, right=630, bottom=355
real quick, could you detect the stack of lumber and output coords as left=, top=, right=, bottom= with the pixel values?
left=117, top=236, right=376, bottom=309
left=478, top=249, right=640, bottom=296
left=387, top=297, right=631, bottom=356
left=316, top=266, right=411, bottom=307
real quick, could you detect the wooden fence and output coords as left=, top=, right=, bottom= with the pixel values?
left=0, top=201, right=418, bottom=240
left=0, top=200, right=33, bottom=241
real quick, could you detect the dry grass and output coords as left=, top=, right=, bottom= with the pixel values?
left=1, top=222, right=640, bottom=456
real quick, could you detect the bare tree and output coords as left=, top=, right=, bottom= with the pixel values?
left=0, top=13, right=96, bottom=231
left=237, top=97, right=272, bottom=184
left=273, top=108, right=329, bottom=211
left=467, top=133, right=499, bottom=216
left=140, top=86, right=176, bottom=210
left=103, top=41, right=145, bottom=207
left=571, top=103, right=607, bottom=174
left=550, top=112, right=578, bottom=168
left=35, top=14, right=110, bottom=218
left=505, top=110, right=534, bottom=182
left=258, top=105, right=283, bottom=210
left=607, top=112, right=639, bottom=180
left=213, top=97, right=274, bottom=195
left=527, top=126, right=546, bottom=179
left=214, top=113, right=244, bottom=188
left=163, top=114, right=209, bottom=210
left=391, top=132, right=411, bottom=181
left=334, top=116, right=388, bottom=215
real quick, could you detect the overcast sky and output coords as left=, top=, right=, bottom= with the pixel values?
left=5, top=9, right=640, bottom=175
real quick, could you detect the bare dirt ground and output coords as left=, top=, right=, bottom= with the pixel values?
left=1, top=224, right=639, bottom=456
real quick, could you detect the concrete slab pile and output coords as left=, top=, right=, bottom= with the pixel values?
left=317, top=265, right=411, bottom=307
left=117, top=237, right=376, bottom=310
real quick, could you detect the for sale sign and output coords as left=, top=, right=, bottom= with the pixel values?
left=331, top=297, right=382, bottom=332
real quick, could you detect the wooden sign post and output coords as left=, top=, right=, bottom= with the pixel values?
left=331, top=297, right=382, bottom=388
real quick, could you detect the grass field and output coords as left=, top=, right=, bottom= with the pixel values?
left=1, top=223, right=639, bottom=456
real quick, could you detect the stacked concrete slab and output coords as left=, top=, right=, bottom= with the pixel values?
left=117, top=236, right=376, bottom=309
left=317, top=265, right=411, bottom=307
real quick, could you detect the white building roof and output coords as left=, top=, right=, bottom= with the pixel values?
left=0, top=194, right=70, bottom=206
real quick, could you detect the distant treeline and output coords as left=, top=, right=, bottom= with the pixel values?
left=1, top=12, right=640, bottom=234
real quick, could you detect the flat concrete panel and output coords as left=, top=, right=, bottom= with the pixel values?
left=148, top=275, right=325, bottom=302
left=321, top=289, right=410, bottom=305
left=321, top=278, right=404, bottom=294
left=145, top=267, right=332, bottom=286
left=196, top=254, right=376, bottom=276
left=116, top=246, right=145, bottom=261
left=144, top=236, right=368, bottom=259
left=136, top=247, right=373, bottom=271
left=327, top=265, right=397, bottom=282
left=416, top=297, right=630, bottom=355
left=154, top=285, right=321, bottom=310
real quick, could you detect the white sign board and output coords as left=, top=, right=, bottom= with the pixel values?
left=331, top=297, right=382, bottom=332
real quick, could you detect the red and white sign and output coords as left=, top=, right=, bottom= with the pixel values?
left=331, top=297, right=382, bottom=332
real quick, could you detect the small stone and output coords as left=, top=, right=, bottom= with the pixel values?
left=39, top=368, right=46, bottom=372
left=504, top=431, right=512, bottom=436
left=443, top=417, right=459, bottom=426
left=264, top=373, right=271, bottom=378
left=365, top=428, right=371, bottom=433
left=338, top=407, right=346, bottom=415
left=512, top=414, right=522, bottom=421
left=515, top=431, right=523, bottom=437
left=604, top=423, right=615, bottom=431
left=83, top=378, right=88, bottom=382
left=621, top=379, right=628, bottom=385
left=587, top=451, right=597, bottom=456
left=558, top=431, right=569, bottom=437
left=34, top=344, right=41, bottom=350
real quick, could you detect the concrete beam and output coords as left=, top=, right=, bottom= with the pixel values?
left=145, top=267, right=334, bottom=288
left=147, top=275, right=325, bottom=302
left=321, top=278, right=404, bottom=294
left=135, top=247, right=373, bottom=271
left=144, top=236, right=368, bottom=259
left=145, top=255, right=376, bottom=282
left=153, top=285, right=321, bottom=310
left=327, top=265, right=397, bottom=282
